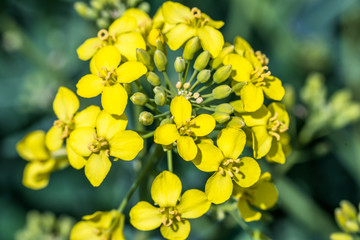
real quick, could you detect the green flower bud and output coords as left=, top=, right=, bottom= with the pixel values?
left=232, top=81, right=246, bottom=95
left=138, top=2, right=151, bottom=13
left=130, top=92, right=148, bottom=106
left=139, top=111, right=154, bottom=126
left=90, top=0, right=103, bottom=10
left=211, top=45, right=235, bottom=69
left=155, top=92, right=166, bottom=106
left=283, top=84, right=296, bottom=110
left=147, top=72, right=161, bottom=86
left=153, top=86, right=165, bottom=95
left=213, top=65, right=232, bottom=83
left=197, top=69, right=211, bottom=83
left=154, top=50, right=168, bottom=72
left=212, top=112, right=230, bottom=124
left=174, top=57, right=186, bottom=73
left=160, top=118, right=171, bottom=126
left=226, top=116, right=245, bottom=129
left=156, top=39, right=167, bottom=54
left=212, top=85, right=232, bottom=99
left=136, top=48, right=154, bottom=71
left=123, top=83, right=131, bottom=95
left=183, top=36, right=201, bottom=60
left=96, top=18, right=109, bottom=29
left=340, top=200, right=358, bottom=219
left=194, top=51, right=211, bottom=71
left=74, top=2, right=93, bottom=19
left=215, top=103, right=234, bottom=114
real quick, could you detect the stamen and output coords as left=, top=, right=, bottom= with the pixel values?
left=104, top=149, right=110, bottom=157
left=191, top=7, right=202, bottom=18
left=175, top=215, right=182, bottom=222
left=163, top=218, right=173, bottom=227
left=226, top=170, right=234, bottom=178
left=232, top=166, right=239, bottom=173
left=271, top=120, right=280, bottom=131
left=234, top=158, right=240, bottom=163
left=200, top=18, right=209, bottom=27
left=97, top=29, right=109, bottom=41
left=269, top=131, right=280, bottom=141
left=218, top=166, right=225, bottom=176
left=53, top=120, right=64, bottom=128
left=159, top=207, right=165, bottom=213
left=269, top=112, right=278, bottom=122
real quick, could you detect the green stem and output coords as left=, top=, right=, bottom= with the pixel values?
left=118, top=144, right=163, bottom=213
left=167, top=150, right=173, bottom=172
left=192, top=104, right=215, bottom=112
left=197, top=83, right=213, bottom=93
left=163, top=72, right=177, bottom=95
left=187, top=69, right=198, bottom=85
left=202, top=96, right=215, bottom=104
left=145, top=103, right=161, bottom=114
left=182, top=60, right=190, bottom=83
left=140, top=131, right=154, bottom=139
left=154, top=111, right=170, bottom=119
left=189, top=80, right=199, bottom=93
left=201, top=93, right=213, bottom=98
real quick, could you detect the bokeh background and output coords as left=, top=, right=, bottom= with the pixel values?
left=1, top=0, right=360, bottom=239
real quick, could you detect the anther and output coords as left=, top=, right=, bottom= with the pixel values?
left=175, top=215, right=182, bottom=222
left=191, top=7, right=202, bottom=18
left=232, top=166, right=239, bottom=173
left=159, top=207, right=165, bottom=213
left=269, top=131, right=280, bottom=141
left=53, top=120, right=64, bottom=128
left=97, top=29, right=109, bottom=41
left=196, top=97, right=203, bottom=104
left=269, top=112, right=278, bottom=122
left=176, top=81, right=182, bottom=89
left=226, top=170, right=234, bottom=178
left=218, top=166, right=225, bottom=176
left=193, top=92, right=200, bottom=99
left=271, top=120, right=280, bottom=131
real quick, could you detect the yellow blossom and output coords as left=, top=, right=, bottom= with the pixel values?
left=76, top=12, right=146, bottom=61
left=161, top=1, right=224, bottom=57
left=77, top=46, right=147, bottom=116
left=130, top=171, right=211, bottom=240
left=17, top=130, right=68, bottom=190
left=233, top=172, right=278, bottom=222
left=223, top=53, right=285, bottom=112
left=70, top=210, right=125, bottom=240
left=154, top=96, right=215, bottom=161
left=68, top=110, right=144, bottom=187
left=241, top=103, right=290, bottom=164
left=192, top=128, right=261, bottom=204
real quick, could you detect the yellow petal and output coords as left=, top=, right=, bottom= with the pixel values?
left=122, top=8, right=152, bottom=33
left=205, top=171, right=233, bottom=204
left=177, top=136, right=197, bottom=161
left=96, top=110, right=128, bottom=139
left=268, top=102, right=289, bottom=127
left=151, top=171, right=182, bottom=207
left=170, top=96, right=192, bottom=125
left=53, top=87, right=79, bottom=122
left=166, top=24, right=196, bottom=51
left=94, top=46, right=121, bottom=75
left=23, top=160, right=56, bottom=190
left=85, top=151, right=111, bottom=187
left=217, top=128, right=246, bottom=159
left=266, top=138, right=285, bottom=164
left=45, top=126, right=64, bottom=151
left=330, top=233, right=353, bottom=240
left=197, top=26, right=224, bottom=57
left=251, top=181, right=278, bottom=210
left=17, top=130, right=49, bottom=161
left=252, top=126, right=272, bottom=159
left=109, top=130, right=144, bottom=161
left=116, top=61, right=147, bottom=83
left=89, top=56, right=97, bottom=75
left=241, top=105, right=271, bottom=127
left=192, top=143, right=223, bottom=172
left=76, top=37, right=102, bottom=61
left=233, top=157, right=261, bottom=188
left=160, top=219, right=190, bottom=240
left=154, top=124, right=180, bottom=145
left=263, top=76, right=285, bottom=101
left=190, top=114, right=215, bottom=137
left=70, top=221, right=100, bottom=240
left=66, top=143, right=86, bottom=169
left=101, top=84, right=128, bottom=116
left=233, top=36, right=253, bottom=56
left=74, top=105, right=101, bottom=128
left=115, top=32, right=146, bottom=61
left=202, top=13, right=224, bottom=29
left=223, top=54, right=252, bottom=82
left=76, top=74, right=104, bottom=98
left=130, top=201, right=163, bottom=231
left=68, top=127, right=95, bottom=157
left=241, top=83, right=264, bottom=112
left=177, top=189, right=211, bottom=219
left=237, top=198, right=262, bottom=222
left=111, top=213, right=126, bottom=240
left=161, top=1, right=191, bottom=25
left=109, top=15, right=137, bottom=36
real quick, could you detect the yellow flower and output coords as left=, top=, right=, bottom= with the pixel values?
left=161, top=1, right=224, bottom=57
left=76, top=12, right=146, bottom=61
left=70, top=210, right=125, bottom=240
left=122, top=8, right=152, bottom=36
left=334, top=200, right=360, bottom=233
left=45, top=87, right=100, bottom=169
left=233, top=172, right=278, bottom=222
left=241, top=103, right=290, bottom=164
left=192, top=128, right=261, bottom=204
left=68, top=110, right=144, bottom=187
left=154, top=96, right=215, bottom=161
left=130, top=171, right=211, bottom=240
left=77, top=46, right=147, bottom=116
left=223, top=53, right=285, bottom=112
left=17, top=130, right=68, bottom=190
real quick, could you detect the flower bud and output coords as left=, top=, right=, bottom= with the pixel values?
left=139, top=111, right=154, bottom=126
left=197, top=69, right=211, bottom=83
left=213, top=65, right=232, bottom=83
left=123, top=83, right=131, bottom=95
left=212, top=85, right=232, bottom=99
left=90, top=0, right=103, bottom=10
left=194, top=51, right=211, bottom=71
left=226, top=116, right=245, bottom=129
left=215, top=103, right=234, bottom=114
left=153, top=86, right=165, bottom=95
left=212, top=112, right=230, bottom=124
left=211, top=45, right=234, bottom=69
left=96, top=18, right=109, bottom=29
left=174, top=57, right=186, bottom=73
left=146, top=72, right=161, bottom=86
left=154, top=50, right=168, bottom=72
left=147, top=29, right=164, bottom=47
left=154, top=92, right=166, bottom=106
left=136, top=48, right=154, bottom=71
left=74, top=2, right=97, bottom=19
left=183, top=36, right=201, bottom=60
left=156, top=39, right=167, bottom=54
left=130, top=92, right=148, bottom=106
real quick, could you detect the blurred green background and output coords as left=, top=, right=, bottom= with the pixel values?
left=1, top=0, right=360, bottom=239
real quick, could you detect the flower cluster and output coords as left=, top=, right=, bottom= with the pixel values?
left=17, top=1, right=289, bottom=239
left=331, top=200, right=360, bottom=240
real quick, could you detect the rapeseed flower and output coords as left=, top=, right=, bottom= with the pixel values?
left=130, top=171, right=211, bottom=240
